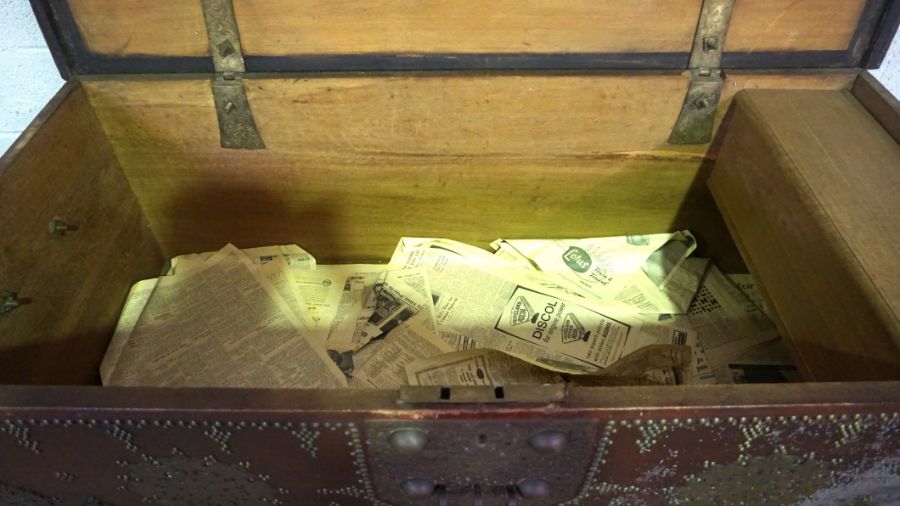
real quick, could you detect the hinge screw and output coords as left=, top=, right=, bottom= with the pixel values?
left=48, top=218, right=79, bottom=236
left=218, top=40, right=236, bottom=58
left=703, top=36, right=720, bottom=51
left=1, top=292, right=21, bottom=315
left=224, top=101, right=237, bottom=113
left=693, top=95, right=712, bottom=109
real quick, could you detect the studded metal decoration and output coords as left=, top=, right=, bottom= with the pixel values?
left=1, top=420, right=40, bottom=454
left=0, top=482, right=56, bottom=505
left=0, top=410, right=897, bottom=504
left=0, top=418, right=379, bottom=506
left=562, top=412, right=900, bottom=505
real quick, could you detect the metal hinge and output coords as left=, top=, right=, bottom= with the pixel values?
left=668, top=0, right=735, bottom=144
left=201, top=0, right=265, bottom=149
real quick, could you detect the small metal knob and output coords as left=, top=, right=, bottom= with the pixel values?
left=389, top=428, right=428, bottom=453
left=529, top=430, right=568, bottom=453
left=516, top=479, right=550, bottom=498
left=402, top=479, right=436, bottom=498
left=1, top=292, right=21, bottom=315
left=48, top=218, right=78, bottom=237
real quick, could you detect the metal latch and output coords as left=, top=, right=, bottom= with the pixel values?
left=200, top=0, right=264, bottom=149
left=668, top=0, right=734, bottom=144
left=398, top=384, right=566, bottom=405
left=366, top=419, right=598, bottom=505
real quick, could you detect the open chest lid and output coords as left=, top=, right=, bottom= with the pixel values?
left=29, top=1, right=900, bottom=147
left=32, top=0, right=900, bottom=78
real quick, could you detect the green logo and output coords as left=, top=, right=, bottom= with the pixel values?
left=562, top=246, right=592, bottom=273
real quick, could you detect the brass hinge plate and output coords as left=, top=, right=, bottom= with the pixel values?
left=201, top=0, right=264, bottom=149
left=669, top=0, right=734, bottom=145
left=211, top=75, right=265, bottom=149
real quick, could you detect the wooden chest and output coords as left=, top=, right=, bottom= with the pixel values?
left=1, top=1, right=898, bottom=504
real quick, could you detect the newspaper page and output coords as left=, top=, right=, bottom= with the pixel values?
left=440, top=331, right=480, bottom=351
left=351, top=313, right=453, bottom=388
left=619, top=315, right=714, bottom=384
left=727, top=273, right=776, bottom=321
left=389, top=238, right=695, bottom=374
left=167, top=244, right=316, bottom=275
left=99, top=278, right=159, bottom=384
left=323, top=277, right=367, bottom=350
left=406, top=349, right=564, bottom=386
left=493, top=232, right=699, bottom=313
left=108, top=244, right=346, bottom=388
left=683, top=264, right=781, bottom=383
left=359, top=268, right=437, bottom=342
left=255, top=256, right=318, bottom=332
left=314, top=264, right=388, bottom=350
left=292, top=264, right=388, bottom=340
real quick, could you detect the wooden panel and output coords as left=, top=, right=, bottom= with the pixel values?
left=67, top=0, right=867, bottom=58
left=852, top=70, right=900, bottom=142
left=80, top=74, right=853, bottom=264
left=728, top=0, right=868, bottom=52
left=0, top=83, right=164, bottom=385
left=710, top=89, right=900, bottom=381
left=233, top=0, right=699, bottom=55
left=80, top=75, right=716, bottom=261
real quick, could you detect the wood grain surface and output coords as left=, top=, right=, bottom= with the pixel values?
left=710, top=89, right=900, bottom=381
left=852, top=70, right=900, bottom=143
left=0, top=83, right=164, bottom=384
left=67, top=0, right=867, bottom=57
left=80, top=73, right=850, bottom=262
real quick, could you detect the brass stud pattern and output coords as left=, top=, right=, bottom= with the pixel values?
left=0, top=421, right=40, bottom=454
left=0, top=482, right=58, bottom=505
left=0, top=418, right=390, bottom=505
left=317, top=423, right=388, bottom=505
left=1, top=413, right=897, bottom=504
left=563, top=412, right=899, bottom=505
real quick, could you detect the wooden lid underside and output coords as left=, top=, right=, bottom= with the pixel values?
left=34, top=0, right=898, bottom=77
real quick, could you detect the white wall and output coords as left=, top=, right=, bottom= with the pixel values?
left=0, top=0, right=65, bottom=153
left=0, top=0, right=898, bottom=154
left=871, top=27, right=900, bottom=93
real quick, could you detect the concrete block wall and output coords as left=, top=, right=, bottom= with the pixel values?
left=0, top=0, right=898, bottom=155
left=0, top=0, right=65, bottom=153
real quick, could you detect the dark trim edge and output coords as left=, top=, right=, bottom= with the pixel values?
left=29, top=0, right=72, bottom=80
left=864, top=0, right=900, bottom=68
